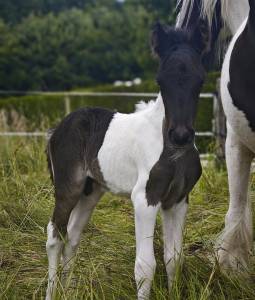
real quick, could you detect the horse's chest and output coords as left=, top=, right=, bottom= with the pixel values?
left=98, top=142, right=138, bottom=194
left=97, top=113, right=163, bottom=195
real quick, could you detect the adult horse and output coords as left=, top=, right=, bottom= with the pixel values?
left=178, top=0, right=254, bottom=270
left=219, top=1, right=255, bottom=269
left=45, top=5, right=219, bottom=300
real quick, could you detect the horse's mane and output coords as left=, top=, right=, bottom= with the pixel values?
left=176, top=0, right=229, bottom=29
left=176, top=0, right=230, bottom=64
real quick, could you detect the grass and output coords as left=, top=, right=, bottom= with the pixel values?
left=0, top=136, right=255, bottom=300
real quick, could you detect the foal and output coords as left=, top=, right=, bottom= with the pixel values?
left=45, top=23, right=207, bottom=300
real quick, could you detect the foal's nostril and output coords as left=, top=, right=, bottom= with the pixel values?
left=169, top=128, right=194, bottom=146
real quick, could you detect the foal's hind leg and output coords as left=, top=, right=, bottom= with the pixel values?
left=46, top=168, right=87, bottom=300
left=46, top=198, right=79, bottom=300
left=61, top=181, right=104, bottom=280
left=217, top=126, right=254, bottom=270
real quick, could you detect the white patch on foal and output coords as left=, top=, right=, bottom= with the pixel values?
left=98, top=94, right=165, bottom=195
left=46, top=221, right=63, bottom=300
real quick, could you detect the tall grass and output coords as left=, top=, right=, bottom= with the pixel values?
left=0, top=137, right=254, bottom=300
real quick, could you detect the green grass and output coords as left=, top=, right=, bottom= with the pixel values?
left=0, top=137, right=255, bottom=300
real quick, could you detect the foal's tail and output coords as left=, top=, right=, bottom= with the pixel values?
left=46, top=128, right=55, bottom=183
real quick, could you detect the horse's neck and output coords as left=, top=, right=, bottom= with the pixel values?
left=223, top=0, right=249, bottom=34
left=248, top=0, right=255, bottom=33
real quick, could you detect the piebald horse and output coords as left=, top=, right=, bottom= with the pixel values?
left=45, top=10, right=216, bottom=300
left=178, top=0, right=255, bottom=270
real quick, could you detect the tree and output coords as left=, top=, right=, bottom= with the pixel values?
left=0, top=5, right=159, bottom=90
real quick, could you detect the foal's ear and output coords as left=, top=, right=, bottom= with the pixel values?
left=151, top=22, right=177, bottom=58
left=189, top=18, right=211, bottom=57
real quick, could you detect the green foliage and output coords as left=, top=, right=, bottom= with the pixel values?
left=0, top=0, right=175, bottom=24
left=127, top=0, right=175, bottom=22
left=0, top=5, right=160, bottom=90
left=0, top=0, right=95, bottom=24
left=0, top=1, right=178, bottom=91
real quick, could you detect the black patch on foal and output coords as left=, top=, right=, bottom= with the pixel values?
left=84, top=176, right=94, bottom=196
left=228, top=16, right=255, bottom=132
left=47, top=107, right=114, bottom=235
left=146, top=146, right=202, bottom=210
left=48, top=107, right=115, bottom=188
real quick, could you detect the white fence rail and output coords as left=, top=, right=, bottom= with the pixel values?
left=0, top=91, right=214, bottom=97
left=0, top=91, right=216, bottom=138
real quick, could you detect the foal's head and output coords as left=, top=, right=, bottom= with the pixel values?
left=151, top=22, right=207, bottom=147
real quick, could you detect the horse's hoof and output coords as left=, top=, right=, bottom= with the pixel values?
left=217, top=248, right=249, bottom=274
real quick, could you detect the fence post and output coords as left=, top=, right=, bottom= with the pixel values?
left=213, top=78, right=226, bottom=166
left=64, top=95, right=71, bottom=115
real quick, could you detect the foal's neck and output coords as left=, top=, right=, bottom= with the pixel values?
left=133, top=93, right=165, bottom=132
left=146, top=93, right=165, bottom=118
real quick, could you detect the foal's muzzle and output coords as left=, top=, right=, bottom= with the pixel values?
left=168, top=127, right=195, bottom=146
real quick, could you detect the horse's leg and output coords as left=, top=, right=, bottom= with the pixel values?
left=61, top=181, right=104, bottom=281
left=161, top=199, right=188, bottom=291
left=46, top=194, right=80, bottom=300
left=217, top=125, right=254, bottom=270
left=46, top=220, right=64, bottom=300
left=132, top=182, right=160, bottom=300
left=46, top=167, right=87, bottom=300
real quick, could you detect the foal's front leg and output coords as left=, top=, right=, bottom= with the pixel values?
left=161, top=199, right=188, bottom=290
left=132, top=184, right=160, bottom=300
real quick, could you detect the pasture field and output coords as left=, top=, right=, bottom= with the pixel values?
left=0, top=136, right=255, bottom=300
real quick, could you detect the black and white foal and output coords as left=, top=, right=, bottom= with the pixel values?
left=45, top=24, right=206, bottom=300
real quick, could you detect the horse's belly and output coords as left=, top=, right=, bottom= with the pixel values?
left=222, top=84, right=255, bottom=153
left=221, top=18, right=255, bottom=153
